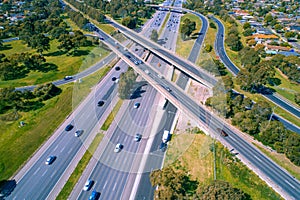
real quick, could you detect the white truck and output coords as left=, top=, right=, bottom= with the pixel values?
left=162, top=130, right=171, bottom=143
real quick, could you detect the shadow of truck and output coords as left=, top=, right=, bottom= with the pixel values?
left=0, top=180, right=17, bottom=199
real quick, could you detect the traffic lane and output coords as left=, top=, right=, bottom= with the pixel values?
left=263, top=93, right=300, bottom=119
left=78, top=84, right=159, bottom=199
left=273, top=114, right=300, bottom=134
left=188, top=13, right=208, bottom=63
left=134, top=102, right=177, bottom=199
left=8, top=61, right=125, bottom=199
left=223, top=127, right=300, bottom=199
left=8, top=127, right=82, bottom=199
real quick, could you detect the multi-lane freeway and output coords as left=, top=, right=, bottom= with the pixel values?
left=7, top=55, right=126, bottom=199
left=92, top=8, right=300, bottom=200
left=5, top=1, right=300, bottom=199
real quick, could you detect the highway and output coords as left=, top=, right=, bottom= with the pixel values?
left=105, top=17, right=217, bottom=88
left=91, top=10, right=300, bottom=199
left=6, top=57, right=126, bottom=199
left=212, top=16, right=300, bottom=120
left=76, top=3, right=183, bottom=199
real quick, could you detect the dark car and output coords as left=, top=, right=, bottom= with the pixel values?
left=115, top=66, right=120, bottom=71
left=45, top=156, right=56, bottom=165
left=160, top=142, right=167, bottom=152
left=89, top=190, right=100, bottom=200
left=134, top=133, right=142, bottom=142
left=134, top=102, right=140, bottom=109
left=216, top=128, right=228, bottom=137
left=64, top=76, right=73, bottom=80
left=112, top=77, right=117, bottom=81
left=65, top=124, right=74, bottom=131
left=98, top=101, right=105, bottom=107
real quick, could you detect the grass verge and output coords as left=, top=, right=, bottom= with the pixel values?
left=0, top=40, right=110, bottom=88
left=56, top=133, right=104, bottom=200
left=165, top=133, right=281, bottom=199
left=0, top=64, right=112, bottom=181
left=233, top=82, right=300, bottom=127
left=165, top=134, right=214, bottom=186
left=215, top=143, right=282, bottom=200
left=176, top=13, right=202, bottom=58
left=159, top=12, right=170, bottom=36
left=253, top=143, right=300, bottom=180
left=268, top=69, right=300, bottom=105
left=101, top=99, right=123, bottom=131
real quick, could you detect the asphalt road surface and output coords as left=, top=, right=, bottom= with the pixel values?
left=87, top=7, right=300, bottom=199
left=6, top=59, right=126, bottom=200
left=212, top=16, right=300, bottom=120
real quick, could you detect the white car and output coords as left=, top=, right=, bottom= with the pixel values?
left=83, top=179, right=93, bottom=191
left=75, top=129, right=84, bottom=137
left=114, top=143, right=123, bottom=153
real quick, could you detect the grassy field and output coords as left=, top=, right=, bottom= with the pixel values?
left=176, top=13, right=202, bottom=58
left=165, top=134, right=214, bottom=186
left=254, top=144, right=300, bottom=180
left=56, top=133, right=104, bottom=200
left=0, top=40, right=110, bottom=88
left=101, top=99, right=123, bottom=131
left=165, top=133, right=281, bottom=199
left=0, top=84, right=73, bottom=181
left=215, top=143, right=282, bottom=200
left=0, top=63, right=112, bottom=181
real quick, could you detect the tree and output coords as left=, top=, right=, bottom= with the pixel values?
left=243, top=28, right=253, bottom=37
left=58, top=34, right=75, bottom=53
left=243, top=22, right=251, bottom=30
left=204, top=44, right=212, bottom=52
left=239, top=47, right=260, bottom=66
left=29, top=34, right=50, bottom=54
left=181, top=18, right=196, bottom=40
left=274, top=24, right=283, bottom=32
left=118, top=68, right=137, bottom=99
left=150, top=166, right=198, bottom=199
left=150, top=29, right=158, bottom=42
left=197, top=180, right=250, bottom=200
left=33, top=83, right=61, bottom=101
left=285, top=31, right=296, bottom=39
left=121, top=16, right=136, bottom=29
left=225, top=34, right=243, bottom=51
left=295, top=93, right=300, bottom=106
left=237, top=61, right=275, bottom=93
left=209, top=22, right=216, bottom=29
left=264, top=13, right=273, bottom=25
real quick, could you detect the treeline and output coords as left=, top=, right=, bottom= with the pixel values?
left=0, top=53, right=47, bottom=81
left=66, top=0, right=154, bottom=29
left=0, top=84, right=61, bottom=120
left=206, top=76, right=300, bottom=166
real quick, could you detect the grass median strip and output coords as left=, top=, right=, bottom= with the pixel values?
left=56, top=133, right=104, bottom=200
left=159, top=12, right=170, bottom=36
left=101, top=99, right=123, bottom=131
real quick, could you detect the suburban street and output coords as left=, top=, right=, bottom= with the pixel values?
left=212, top=16, right=300, bottom=120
